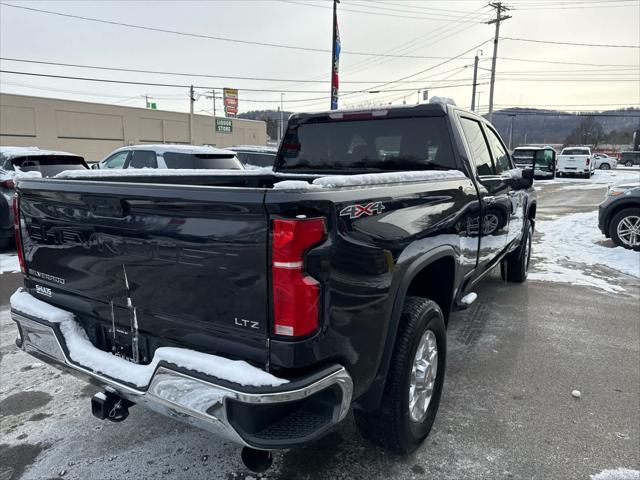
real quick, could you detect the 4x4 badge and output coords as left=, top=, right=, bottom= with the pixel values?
left=339, top=202, right=385, bottom=219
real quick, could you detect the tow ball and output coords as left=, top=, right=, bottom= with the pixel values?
left=241, top=447, right=273, bottom=473
left=91, top=391, right=134, bottom=423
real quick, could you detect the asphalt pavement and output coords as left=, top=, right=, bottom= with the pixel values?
left=0, top=174, right=638, bottom=480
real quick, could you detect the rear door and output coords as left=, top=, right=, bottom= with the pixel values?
left=458, top=116, right=511, bottom=272
left=18, top=179, right=270, bottom=365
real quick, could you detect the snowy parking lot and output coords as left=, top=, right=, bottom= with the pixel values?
left=1, top=170, right=639, bottom=480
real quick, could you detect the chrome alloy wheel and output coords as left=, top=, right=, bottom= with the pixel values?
left=617, top=215, right=640, bottom=248
left=409, top=330, right=438, bottom=423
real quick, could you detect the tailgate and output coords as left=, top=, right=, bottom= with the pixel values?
left=17, top=179, right=270, bottom=366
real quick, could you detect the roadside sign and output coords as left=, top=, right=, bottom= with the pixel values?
left=223, top=88, right=238, bottom=117
left=215, top=118, right=233, bottom=133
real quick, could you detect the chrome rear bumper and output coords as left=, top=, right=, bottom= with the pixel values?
left=13, top=312, right=353, bottom=449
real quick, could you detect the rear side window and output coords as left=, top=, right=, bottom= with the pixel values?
left=128, top=150, right=157, bottom=169
left=162, top=152, right=242, bottom=169
left=460, top=118, right=495, bottom=176
left=277, top=116, right=457, bottom=172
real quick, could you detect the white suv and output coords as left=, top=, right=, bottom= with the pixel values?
left=592, top=153, right=617, bottom=170
left=93, top=144, right=243, bottom=170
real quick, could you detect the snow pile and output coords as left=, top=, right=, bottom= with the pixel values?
left=10, top=289, right=288, bottom=388
left=590, top=468, right=640, bottom=480
left=429, top=96, right=457, bottom=106
left=529, top=211, right=640, bottom=293
left=14, top=170, right=43, bottom=182
left=273, top=170, right=466, bottom=190
left=0, top=253, right=21, bottom=274
left=314, top=170, right=466, bottom=188
left=501, top=168, right=523, bottom=180
left=273, top=180, right=321, bottom=190
left=460, top=292, right=477, bottom=305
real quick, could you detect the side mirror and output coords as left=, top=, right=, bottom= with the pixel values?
left=521, top=167, right=534, bottom=188
left=91, top=163, right=100, bottom=170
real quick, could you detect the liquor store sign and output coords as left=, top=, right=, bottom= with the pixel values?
left=215, top=118, right=233, bottom=133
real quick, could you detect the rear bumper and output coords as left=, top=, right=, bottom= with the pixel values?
left=12, top=311, right=353, bottom=449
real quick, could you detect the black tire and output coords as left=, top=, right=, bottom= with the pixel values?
left=609, top=208, right=640, bottom=251
left=625, top=161, right=634, bottom=167
left=599, top=163, right=610, bottom=170
left=501, top=219, right=533, bottom=283
left=354, top=297, right=446, bottom=454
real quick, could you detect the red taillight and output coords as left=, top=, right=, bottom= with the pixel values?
left=1, top=179, right=15, bottom=189
left=271, top=217, right=326, bottom=337
left=12, top=195, right=26, bottom=273
left=586, top=158, right=590, bottom=165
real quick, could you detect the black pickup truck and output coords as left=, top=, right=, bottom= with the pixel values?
left=10, top=103, right=536, bottom=470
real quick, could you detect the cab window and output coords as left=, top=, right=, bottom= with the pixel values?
left=460, top=118, right=495, bottom=176
left=484, top=127, right=512, bottom=173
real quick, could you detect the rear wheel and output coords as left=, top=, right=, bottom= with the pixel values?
left=609, top=208, right=640, bottom=251
left=354, top=297, right=446, bottom=454
left=625, top=161, right=634, bottom=167
left=501, top=219, right=533, bottom=283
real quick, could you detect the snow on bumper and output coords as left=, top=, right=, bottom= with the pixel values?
left=11, top=289, right=353, bottom=449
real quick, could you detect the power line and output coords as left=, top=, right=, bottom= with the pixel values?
left=0, top=2, right=474, bottom=60
left=503, top=37, right=640, bottom=49
left=0, top=57, right=481, bottom=84
left=278, top=0, right=489, bottom=22
left=0, top=69, right=483, bottom=94
left=499, top=56, right=639, bottom=68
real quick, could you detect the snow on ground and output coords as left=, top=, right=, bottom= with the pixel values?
left=0, top=252, right=20, bottom=274
left=537, top=169, right=640, bottom=187
left=590, top=468, right=640, bottom=480
left=529, top=210, right=640, bottom=293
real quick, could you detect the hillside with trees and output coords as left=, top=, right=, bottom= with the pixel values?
left=239, top=107, right=640, bottom=148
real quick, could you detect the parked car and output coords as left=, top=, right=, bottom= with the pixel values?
left=0, top=147, right=87, bottom=249
left=10, top=103, right=536, bottom=471
left=619, top=151, right=640, bottom=167
left=592, top=153, right=617, bottom=170
left=228, top=145, right=278, bottom=168
left=557, top=147, right=594, bottom=178
left=92, top=144, right=243, bottom=170
left=598, top=181, right=640, bottom=250
left=512, top=146, right=556, bottom=179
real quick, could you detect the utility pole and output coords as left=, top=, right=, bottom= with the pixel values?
left=189, top=85, right=195, bottom=144
left=471, top=50, right=482, bottom=112
left=487, top=2, right=510, bottom=122
left=205, top=90, right=218, bottom=118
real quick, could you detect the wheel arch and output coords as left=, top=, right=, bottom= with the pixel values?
left=354, top=246, right=458, bottom=412
left=604, top=200, right=640, bottom=234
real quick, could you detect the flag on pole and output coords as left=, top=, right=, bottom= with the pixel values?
left=331, top=0, right=341, bottom=110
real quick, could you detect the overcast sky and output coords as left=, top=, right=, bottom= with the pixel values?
left=1, top=0, right=639, bottom=115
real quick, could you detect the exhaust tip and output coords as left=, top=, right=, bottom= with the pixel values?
left=241, top=447, right=273, bottom=473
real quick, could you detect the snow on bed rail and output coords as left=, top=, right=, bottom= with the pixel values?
left=54, top=168, right=265, bottom=179
left=274, top=170, right=465, bottom=190
left=10, top=289, right=288, bottom=388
